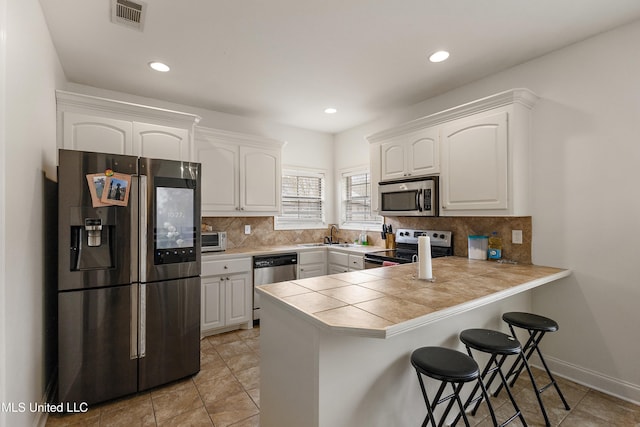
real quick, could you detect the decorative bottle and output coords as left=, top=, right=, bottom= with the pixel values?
left=488, top=232, right=502, bottom=260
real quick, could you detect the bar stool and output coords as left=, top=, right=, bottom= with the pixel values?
left=411, top=346, right=489, bottom=427
left=455, top=329, right=528, bottom=427
left=495, top=312, right=571, bottom=426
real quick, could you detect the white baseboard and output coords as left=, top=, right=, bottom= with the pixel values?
left=542, top=355, right=640, bottom=405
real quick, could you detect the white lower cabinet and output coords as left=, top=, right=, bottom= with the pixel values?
left=328, top=250, right=364, bottom=274
left=298, top=250, right=327, bottom=279
left=201, top=257, right=252, bottom=335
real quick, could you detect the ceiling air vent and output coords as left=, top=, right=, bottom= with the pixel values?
left=111, top=0, right=147, bottom=31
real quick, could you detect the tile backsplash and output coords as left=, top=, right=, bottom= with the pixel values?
left=202, top=216, right=532, bottom=264
left=201, top=217, right=377, bottom=249
left=384, top=216, right=532, bottom=264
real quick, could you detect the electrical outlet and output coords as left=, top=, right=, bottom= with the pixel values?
left=244, top=225, right=251, bottom=235
left=512, top=230, right=523, bottom=244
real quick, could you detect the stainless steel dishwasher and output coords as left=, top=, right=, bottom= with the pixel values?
left=253, top=253, right=298, bottom=320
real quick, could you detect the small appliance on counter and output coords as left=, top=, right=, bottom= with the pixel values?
left=364, top=228, right=452, bottom=268
left=202, top=231, right=227, bottom=252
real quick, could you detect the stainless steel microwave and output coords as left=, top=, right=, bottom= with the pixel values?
left=378, top=177, right=438, bottom=216
left=202, top=231, right=227, bottom=252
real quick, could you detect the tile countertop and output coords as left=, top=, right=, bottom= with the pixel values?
left=256, top=256, right=571, bottom=339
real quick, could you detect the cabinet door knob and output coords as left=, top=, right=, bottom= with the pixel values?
left=224, top=265, right=228, bottom=269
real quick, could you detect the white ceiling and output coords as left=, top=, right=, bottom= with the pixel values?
left=40, top=0, right=640, bottom=134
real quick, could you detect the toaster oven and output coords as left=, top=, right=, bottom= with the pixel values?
left=202, top=231, right=227, bottom=252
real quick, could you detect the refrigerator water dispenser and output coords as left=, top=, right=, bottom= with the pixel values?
left=69, top=208, right=116, bottom=271
left=84, top=218, right=103, bottom=247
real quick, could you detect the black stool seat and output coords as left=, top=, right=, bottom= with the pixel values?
left=411, top=346, right=487, bottom=427
left=498, top=312, right=571, bottom=426
left=412, top=347, right=480, bottom=382
left=459, top=328, right=521, bottom=355
left=502, top=312, right=558, bottom=332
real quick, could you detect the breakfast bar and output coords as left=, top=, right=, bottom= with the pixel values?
left=256, top=257, right=570, bottom=427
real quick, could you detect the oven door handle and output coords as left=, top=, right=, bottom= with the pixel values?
left=364, top=258, right=384, bottom=269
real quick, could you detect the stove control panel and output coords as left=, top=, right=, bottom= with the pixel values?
left=396, top=229, right=452, bottom=248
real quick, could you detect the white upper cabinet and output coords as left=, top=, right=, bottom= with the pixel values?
left=440, top=110, right=508, bottom=212
left=380, top=127, right=439, bottom=181
left=195, top=127, right=284, bottom=216
left=198, top=141, right=240, bottom=213
left=61, top=112, right=133, bottom=154
left=368, top=88, right=538, bottom=216
left=240, top=146, right=280, bottom=212
left=56, top=91, right=200, bottom=161
left=133, top=122, right=191, bottom=160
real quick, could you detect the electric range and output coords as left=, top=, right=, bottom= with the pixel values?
left=364, top=228, right=453, bottom=268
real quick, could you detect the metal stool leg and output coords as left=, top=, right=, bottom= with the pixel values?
left=494, top=322, right=571, bottom=427
left=416, top=371, right=438, bottom=427
left=527, top=329, right=571, bottom=411
left=416, top=371, right=474, bottom=427
left=457, top=329, right=530, bottom=427
left=453, top=350, right=526, bottom=427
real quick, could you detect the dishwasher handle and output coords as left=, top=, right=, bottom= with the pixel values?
left=253, top=253, right=298, bottom=269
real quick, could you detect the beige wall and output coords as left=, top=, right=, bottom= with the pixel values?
left=334, top=19, right=640, bottom=403
left=1, top=0, right=66, bottom=426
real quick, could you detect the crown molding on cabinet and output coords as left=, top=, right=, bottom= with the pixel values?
left=195, top=126, right=285, bottom=150
left=56, top=90, right=201, bottom=127
left=366, top=88, right=538, bottom=143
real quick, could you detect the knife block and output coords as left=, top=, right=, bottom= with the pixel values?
left=385, top=234, right=396, bottom=249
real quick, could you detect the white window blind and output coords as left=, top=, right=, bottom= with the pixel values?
left=341, top=170, right=382, bottom=229
left=275, top=170, right=326, bottom=229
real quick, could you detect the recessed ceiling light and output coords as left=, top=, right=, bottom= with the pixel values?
left=324, top=107, right=337, bottom=114
left=429, top=51, right=450, bottom=63
left=149, top=61, right=170, bottom=72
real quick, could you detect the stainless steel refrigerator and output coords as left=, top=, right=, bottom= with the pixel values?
left=57, top=149, right=201, bottom=405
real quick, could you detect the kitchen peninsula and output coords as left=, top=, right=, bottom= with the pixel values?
left=256, top=257, right=570, bottom=427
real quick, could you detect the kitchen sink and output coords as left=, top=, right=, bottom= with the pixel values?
left=297, top=242, right=357, bottom=248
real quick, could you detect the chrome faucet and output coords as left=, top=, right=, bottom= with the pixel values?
left=329, top=224, right=338, bottom=244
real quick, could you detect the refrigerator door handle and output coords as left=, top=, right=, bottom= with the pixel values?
left=130, top=284, right=139, bottom=359
left=139, top=175, right=148, bottom=284
left=130, top=176, right=139, bottom=283
left=139, top=283, right=146, bottom=358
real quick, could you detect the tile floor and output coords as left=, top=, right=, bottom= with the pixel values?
left=46, top=327, right=261, bottom=427
left=46, top=325, right=640, bottom=426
